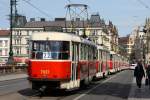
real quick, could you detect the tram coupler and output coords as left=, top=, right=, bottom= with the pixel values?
left=38, top=85, right=47, bottom=97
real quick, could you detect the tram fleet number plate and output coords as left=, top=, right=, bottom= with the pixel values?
left=41, top=70, right=50, bottom=75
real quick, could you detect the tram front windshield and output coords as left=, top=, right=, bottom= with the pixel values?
left=31, top=41, right=70, bottom=60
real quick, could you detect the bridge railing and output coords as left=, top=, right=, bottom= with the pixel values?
left=0, top=65, right=27, bottom=74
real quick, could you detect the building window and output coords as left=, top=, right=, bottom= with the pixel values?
left=4, top=40, right=8, bottom=47
left=16, top=48, right=19, bottom=54
left=4, top=49, right=8, bottom=56
left=20, top=38, right=21, bottom=44
left=26, top=46, right=29, bottom=54
left=0, top=41, right=2, bottom=47
left=27, top=31, right=29, bottom=36
left=17, top=31, right=19, bottom=35
left=0, top=50, right=2, bottom=56
left=17, top=39, right=19, bottom=44
left=26, top=38, right=29, bottom=44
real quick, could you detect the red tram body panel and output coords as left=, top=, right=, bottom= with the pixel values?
left=29, top=60, right=71, bottom=80
left=78, top=61, right=88, bottom=79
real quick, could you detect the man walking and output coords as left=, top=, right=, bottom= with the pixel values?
left=146, top=65, right=150, bottom=88
left=134, top=61, right=145, bottom=88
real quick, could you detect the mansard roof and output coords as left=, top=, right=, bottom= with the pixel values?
left=24, top=20, right=106, bottom=28
left=118, top=37, right=129, bottom=44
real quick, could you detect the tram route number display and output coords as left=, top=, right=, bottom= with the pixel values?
left=43, top=52, right=52, bottom=59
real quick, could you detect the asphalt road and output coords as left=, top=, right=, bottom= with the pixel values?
left=0, top=78, right=29, bottom=96
left=0, top=70, right=134, bottom=100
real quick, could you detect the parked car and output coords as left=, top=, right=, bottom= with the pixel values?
left=130, top=63, right=137, bottom=70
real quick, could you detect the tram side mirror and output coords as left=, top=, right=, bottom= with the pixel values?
left=94, top=56, right=96, bottom=60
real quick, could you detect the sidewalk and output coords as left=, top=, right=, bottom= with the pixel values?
left=128, top=78, right=150, bottom=100
left=0, top=73, right=28, bottom=82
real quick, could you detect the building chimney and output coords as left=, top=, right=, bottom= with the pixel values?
left=76, top=18, right=80, bottom=21
left=55, top=18, right=66, bottom=21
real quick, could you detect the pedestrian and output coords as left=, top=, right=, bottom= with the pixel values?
left=134, top=61, right=145, bottom=88
left=146, top=64, right=150, bottom=87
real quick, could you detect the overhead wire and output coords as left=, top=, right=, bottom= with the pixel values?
left=22, top=0, right=53, bottom=20
left=67, top=0, right=71, bottom=3
left=135, top=0, right=150, bottom=10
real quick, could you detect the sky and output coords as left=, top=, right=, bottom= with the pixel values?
left=0, top=0, right=150, bottom=37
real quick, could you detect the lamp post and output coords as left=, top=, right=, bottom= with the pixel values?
left=7, top=0, right=14, bottom=64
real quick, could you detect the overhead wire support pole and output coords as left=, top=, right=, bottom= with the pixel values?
left=7, top=0, right=15, bottom=64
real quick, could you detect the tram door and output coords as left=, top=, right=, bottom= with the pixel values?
left=71, top=43, right=79, bottom=81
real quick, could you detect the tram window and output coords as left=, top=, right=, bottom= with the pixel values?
left=94, top=48, right=97, bottom=59
left=33, top=42, right=39, bottom=51
left=72, top=44, right=75, bottom=61
left=100, top=50, right=103, bottom=60
left=99, top=50, right=101, bottom=60
left=36, top=52, right=43, bottom=59
left=82, top=45, right=86, bottom=60
left=85, top=46, right=88, bottom=60
left=88, top=46, right=90, bottom=60
left=101, top=51, right=103, bottom=60
left=89, top=47, right=93, bottom=60
left=91, top=47, right=94, bottom=60
left=84, top=45, right=86, bottom=60
left=39, top=42, right=45, bottom=51
left=102, top=51, right=104, bottom=60
left=80, top=44, right=84, bottom=60
left=104, top=52, right=106, bottom=60
left=31, top=41, right=70, bottom=60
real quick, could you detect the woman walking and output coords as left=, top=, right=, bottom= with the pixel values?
left=146, top=65, right=150, bottom=88
left=134, top=61, right=145, bottom=88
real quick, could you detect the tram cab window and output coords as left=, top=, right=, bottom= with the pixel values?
left=31, top=41, right=70, bottom=60
left=93, top=48, right=97, bottom=60
left=80, top=44, right=84, bottom=60
left=89, top=46, right=94, bottom=60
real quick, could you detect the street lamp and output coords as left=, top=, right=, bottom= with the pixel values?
left=142, top=24, right=150, bottom=65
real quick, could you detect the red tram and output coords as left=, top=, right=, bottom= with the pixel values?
left=28, top=32, right=97, bottom=90
left=27, top=31, right=129, bottom=91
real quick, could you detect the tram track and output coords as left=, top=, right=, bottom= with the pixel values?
left=25, top=73, right=115, bottom=100
left=22, top=74, right=106, bottom=99
left=20, top=88, right=70, bottom=100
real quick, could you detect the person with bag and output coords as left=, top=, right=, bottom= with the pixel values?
left=134, top=61, right=145, bottom=88
left=146, top=64, right=150, bottom=88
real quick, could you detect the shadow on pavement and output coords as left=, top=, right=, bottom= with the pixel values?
left=17, top=70, right=150, bottom=99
